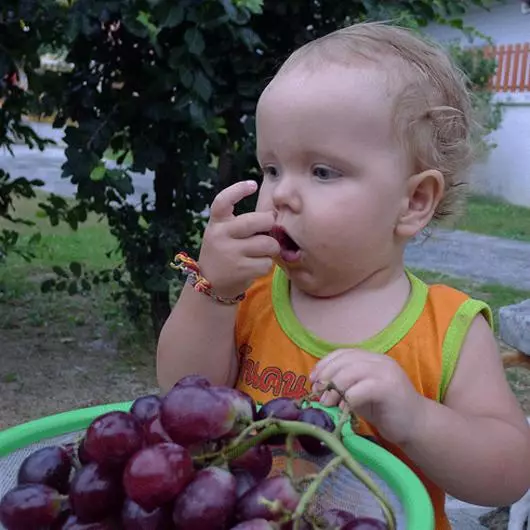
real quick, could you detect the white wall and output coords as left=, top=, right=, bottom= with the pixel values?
left=425, top=1, right=530, bottom=47
left=471, top=93, right=530, bottom=207
left=425, top=1, right=530, bottom=207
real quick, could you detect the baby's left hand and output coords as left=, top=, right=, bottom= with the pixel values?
left=310, top=349, right=425, bottom=446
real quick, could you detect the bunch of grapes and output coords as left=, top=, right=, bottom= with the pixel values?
left=0, top=375, right=394, bottom=530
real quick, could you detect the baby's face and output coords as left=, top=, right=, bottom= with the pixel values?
left=255, top=61, right=413, bottom=296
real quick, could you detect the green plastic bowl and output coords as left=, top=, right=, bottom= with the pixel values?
left=0, top=401, right=434, bottom=530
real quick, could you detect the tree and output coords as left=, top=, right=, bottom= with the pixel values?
left=2, top=0, right=499, bottom=337
left=0, top=0, right=70, bottom=261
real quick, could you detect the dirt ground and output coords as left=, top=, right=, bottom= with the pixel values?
left=0, top=289, right=160, bottom=431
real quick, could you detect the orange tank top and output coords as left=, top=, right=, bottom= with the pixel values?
left=234, top=266, right=492, bottom=530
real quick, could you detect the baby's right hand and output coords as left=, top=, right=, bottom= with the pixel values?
left=198, top=180, right=280, bottom=299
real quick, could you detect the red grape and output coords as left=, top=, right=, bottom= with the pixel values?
left=297, top=408, right=335, bottom=456
left=144, top=415, right=172, bottom=445
left=229, top=444, right=272, bottom=482
left=60, top=514, right=121, bottom=529
left=214, top=388, right=255, bottom=436
left=159, top=385, right=237, bottom=446
left=256, top=398, right=301, bottom=444
left=69, top=462, right=123, bottom=523
left=236, top=476, right=300, bottom=522
left=84, top=411, right=144, bottom=468
left=130, top=395, right=162, bottom=426
left=230, top=520, right=275, bottom=530
left=17, top=446, right=72, bottom=494
left=342, top=517, right=388, bottom=529
left=233, top=470, right=258, bottom=500
left=319, top=508, right=356, bottom=528
left=174, top=374, right=211, bottom=388
left=122, top=498, right=172, bottom=530
left=173, top=466, right=237, bottom=529
left=77, top=438, right=92, bottom=465
left=236, top=389, right=258, bottom=421
left=123, top=442, right=194, bottom=512
left=0, top=484, right=63, bottom=530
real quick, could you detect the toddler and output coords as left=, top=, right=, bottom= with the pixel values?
left=157, top=21, right=530, bottom=529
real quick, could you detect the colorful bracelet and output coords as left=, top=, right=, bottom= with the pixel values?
left=169, top=251, right=246, bottom=305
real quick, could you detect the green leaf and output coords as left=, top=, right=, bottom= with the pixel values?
left=220, top=0, right=239, bottom=19
left=179, top=67, right=194, bottom=89
left=234, top=0, right=263, bottom=14
left=69, top=261, right=82, bottom=278
left=56, top=280, right=67, bottom=292
left=169, top=47, right=185, bottom=70
left=81, top=279, right=92, bottom=291
left=52, top=266, right=69, bottom=278
left=193, top=71, right=212, bottom=101
left=41, top=279, right=56, bottom=293
left=68, top=281, right=78, bottom=295
left=90, top=165, right=106, bottom=182
left=28, top=232, right=42, bottom=245
left=189, top=100, right=207, bottom=128
left=137, top=10, right=160, bottom=43
left=184, top=28, right=205, bottom=56
left=160, top=5, right=184, bottom=28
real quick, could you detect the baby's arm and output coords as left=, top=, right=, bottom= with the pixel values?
left=156, top=181, right=279, bottom=392
left=401, top=314, right=530, bottom=506
left=156, top=283, right=240, bottom=392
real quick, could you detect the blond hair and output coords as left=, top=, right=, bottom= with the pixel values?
left=276, top=22, right=475, bottom=222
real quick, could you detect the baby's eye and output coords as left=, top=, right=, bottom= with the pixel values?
left=262, top=165, right=279, bottom=179
left=312, top=165, right=341, bottom=181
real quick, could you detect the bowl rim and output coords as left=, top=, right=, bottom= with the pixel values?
left=0, top=400, right=434, bottom=529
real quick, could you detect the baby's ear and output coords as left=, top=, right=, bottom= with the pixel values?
left=395, top=169, right=444, bottom=238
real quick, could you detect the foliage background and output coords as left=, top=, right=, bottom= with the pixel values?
left=0, top=0, right=502, bottom=335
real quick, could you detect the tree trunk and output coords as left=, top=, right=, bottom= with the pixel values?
left=150, top=289, right=171, bottom=340
left=150, top=156, right=179, bottom=339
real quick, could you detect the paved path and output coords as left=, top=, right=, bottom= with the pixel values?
left=2, top=121, right=530, bottom=294
left=1, top=121, right=154, bottom=206
left=405, top=229, right=530, bottom=291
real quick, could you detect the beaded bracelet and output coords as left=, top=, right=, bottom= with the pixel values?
left=169, top=251, right=246, bottom=305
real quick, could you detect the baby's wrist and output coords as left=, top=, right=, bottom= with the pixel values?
left=170, top=251, right=246, bottom=305
left=393, top=395, right=430, bottom=449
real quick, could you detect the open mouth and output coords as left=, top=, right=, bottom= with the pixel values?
left=270, top=226, right=301, bottom=263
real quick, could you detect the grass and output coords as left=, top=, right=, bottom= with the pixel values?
left=411, top=269, right=530, bottom=331
left=452, top=194, right=530, bottom=242
left=0, top=192, right=150, bottom=356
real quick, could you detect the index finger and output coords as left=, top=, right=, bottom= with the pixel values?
left=209, top=180, right=258, bottom=222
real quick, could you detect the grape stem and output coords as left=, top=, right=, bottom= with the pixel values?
left=193, top=418, right=273, bottom=464
left=285, top=433, right=296, bottom=480
left=334, top=405, right=353, bottom=438
left=321, top=381, right=359, bottom=433
left=215, top=420, right=396, bottom=530
left=292, top=455, right=344, bottom=530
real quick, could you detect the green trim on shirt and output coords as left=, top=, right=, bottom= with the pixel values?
left=271, top=266, right=429, bottom=359
left=437, top=299, right=494, bottom=401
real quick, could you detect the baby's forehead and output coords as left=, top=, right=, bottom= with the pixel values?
left=266, top=50, right=411, bottom=109
left=259, top=59, right=402, bottom=119
left=256, top=62, right=402, bottom=152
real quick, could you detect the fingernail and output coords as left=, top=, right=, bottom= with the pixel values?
left=319, top=391, right=329, bottom=405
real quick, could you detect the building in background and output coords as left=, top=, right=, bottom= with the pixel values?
left=426, top=0, right=530, bottom=207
